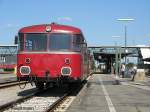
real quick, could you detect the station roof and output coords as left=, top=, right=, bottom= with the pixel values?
left=0, top=45, right=18, bottom=47
left=88, top=45, right=150, bottom=48
left=142, top=58, right=150, bottom=62
left=0, top=45, right=17, bottom=55
left=93, top=52, right=132, bottom=61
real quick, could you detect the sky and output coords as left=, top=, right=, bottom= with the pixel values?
left=0, top=0, right=150, bottom=46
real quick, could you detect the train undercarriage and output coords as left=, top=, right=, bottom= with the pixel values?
left=18, top=75, right=83, bottom=89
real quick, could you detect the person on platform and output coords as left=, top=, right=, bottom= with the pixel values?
left=131, top=65, right=137, bottom=81
left=121, top=64, right=125, bottom=78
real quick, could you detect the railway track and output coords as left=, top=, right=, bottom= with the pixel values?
left=48, top=91, right=75, bottom=112
left=48, top=83, right=86, bottom=112
left=0, top=75, right=91, bottom=112
left=0, top=74, right=92, bottom=111
left=3, top=94, right=67, bottom=112
left=0, top=84, right=82, bottom=112
left=0, top=81, right=28, bottom=89
left=48, top=77, right=91, bottom=112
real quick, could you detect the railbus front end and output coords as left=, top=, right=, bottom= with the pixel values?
left=16, top=23, right=89, bottom=89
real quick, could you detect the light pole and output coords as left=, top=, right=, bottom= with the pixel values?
left=117, top=18, right=134, bottom=65
left=112, top=36, right=122, bottom=84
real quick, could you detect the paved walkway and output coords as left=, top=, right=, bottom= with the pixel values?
left=119, top=75, right=150, bottom=87
left=67, top=74, right=150, bottom=112
left=0, top=74, right=17, bottom=84
left=0, top=84, right=36, bottom=107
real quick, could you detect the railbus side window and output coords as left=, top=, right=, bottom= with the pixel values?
left=19, top=33, right=24, bottom=51
left=73, top=34, right=83, bottom=51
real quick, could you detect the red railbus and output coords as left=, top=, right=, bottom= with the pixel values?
left=16, top=23, right=89, bottom=89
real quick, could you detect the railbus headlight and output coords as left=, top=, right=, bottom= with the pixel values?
left=46, top=25, right=51, bottom=32
left=61, top=67, right=72, bottom=76
left=20, top=66, right=31, bottom=75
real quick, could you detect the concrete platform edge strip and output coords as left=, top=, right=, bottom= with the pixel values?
left=66, top=75, right=91, bottom=111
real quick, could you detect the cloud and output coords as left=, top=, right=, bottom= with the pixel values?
left=6, top=24, right=14, bottom=28
left=0, top=24, right=19, bottom=29
left=5, top=23, right=18, bottom=28
left=57, top=17, right=73, bottom=22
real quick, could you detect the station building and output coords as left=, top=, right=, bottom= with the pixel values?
left=88, top=45, right=150, bottom=74
left=0, top=45, right=17, bottom=73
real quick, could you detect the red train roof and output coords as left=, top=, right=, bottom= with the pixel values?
left=19, top=23, right=82, bottom=34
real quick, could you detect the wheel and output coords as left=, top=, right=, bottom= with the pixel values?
left=35, top=82, right=44, bottom=89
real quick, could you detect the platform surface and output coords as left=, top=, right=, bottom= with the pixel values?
left=67, top=74, right=150, bottom=112
left=0, top=74, right=17, bottom=84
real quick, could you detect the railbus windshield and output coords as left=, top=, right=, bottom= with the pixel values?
left=26, top=34, right=47, bottom=51
left=19, top=33, right=47, bottom=51
left=48, top=33, right=71, bottom=51
left=18, top=33, right=85, bottom=52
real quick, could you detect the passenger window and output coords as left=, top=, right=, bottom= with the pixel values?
left=73, top=34, right=82, bottom=51
left=19, top=33, right=24, bottom=51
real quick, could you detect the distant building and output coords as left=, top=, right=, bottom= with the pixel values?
left=0, top=45, right=17, bottom=69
